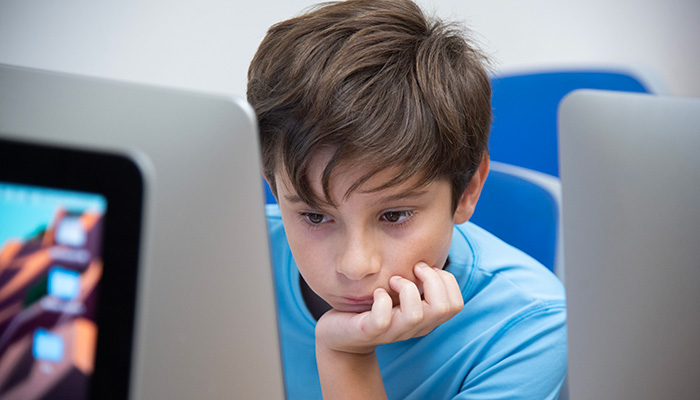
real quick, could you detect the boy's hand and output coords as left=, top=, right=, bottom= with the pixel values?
left=315, top=262, right=464, bottom=355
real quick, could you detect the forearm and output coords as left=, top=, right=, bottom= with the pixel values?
left=316, top=343, right=388, bottom=400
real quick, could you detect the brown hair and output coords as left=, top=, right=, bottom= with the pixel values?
left=247, top=0, right=492, bottom=211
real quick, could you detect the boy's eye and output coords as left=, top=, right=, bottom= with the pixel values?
left=302, top=212, right=328, bottom=224
left=381, top=210, right=413, bottom=223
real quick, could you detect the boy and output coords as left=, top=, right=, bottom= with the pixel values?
left=247, top=0, right=567, bottom=398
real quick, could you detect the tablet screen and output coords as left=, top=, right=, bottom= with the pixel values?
left=0, top=183, right=107, bottom=399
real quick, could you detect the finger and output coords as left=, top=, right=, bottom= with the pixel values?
left=414, top=263, right=449, bottom=313
left=364, top=288, right=392, bottom=334
left=435, top=268, right=464, bottom=314
left=389, top=275, right=423, bottom=324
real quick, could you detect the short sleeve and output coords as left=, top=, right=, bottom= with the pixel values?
left=456, top=302, right=567, bottom=400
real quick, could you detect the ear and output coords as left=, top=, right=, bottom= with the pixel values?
left=453, top=155, right=489, bottom=225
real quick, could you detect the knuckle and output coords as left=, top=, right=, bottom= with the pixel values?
left=365, top=314, right=391, bottom=334
left=404, top=309, right=424, bottom=325
left=432, top=302, right=450, bottom=315
left=374, top=315, right=391, bottom=331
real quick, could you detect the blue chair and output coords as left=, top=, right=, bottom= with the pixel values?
left=470, top=161, right=563, bottom=281
left=264, top=178, right=276, bottom=204
left=489, top=69, right=651, bottom=176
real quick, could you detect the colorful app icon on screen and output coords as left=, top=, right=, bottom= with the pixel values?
left=55, top=215, right=87, bottom=247
left=33, top=329, right=65, bottom=362
left=48, top=267, right=81, bottom=300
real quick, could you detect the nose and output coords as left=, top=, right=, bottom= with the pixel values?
left=336, top=230, right=381, bottom=280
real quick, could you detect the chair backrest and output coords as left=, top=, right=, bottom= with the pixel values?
left=470, top=161, right=563, bottom=280
left=264, top=177, right=276, bottom=204
left=489, top=69, right=651, bottom=176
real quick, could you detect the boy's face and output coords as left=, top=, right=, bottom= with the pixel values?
left=272, top=149, right=478, bottom=313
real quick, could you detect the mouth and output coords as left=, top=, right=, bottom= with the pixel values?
left=334, top=296, right=374, bottom=312
left=342, top=296, right=374, bottom=304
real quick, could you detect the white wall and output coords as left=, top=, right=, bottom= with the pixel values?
left=1, top=0, right=698, bottom=98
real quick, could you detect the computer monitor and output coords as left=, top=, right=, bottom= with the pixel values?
left=0, top=64, right=285, bottom=399
left=559, top=89, right=700, bottom=399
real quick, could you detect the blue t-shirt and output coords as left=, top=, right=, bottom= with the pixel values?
left=266, top=204, right=567, bottom=399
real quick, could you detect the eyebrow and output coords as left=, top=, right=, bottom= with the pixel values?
left=282, top=193, right=331, bottom=208
left=283, top=194, right=304, bottom=204
left=374, top=188, right=430, bottom=204
left=282, top=188, right=430, bottom=206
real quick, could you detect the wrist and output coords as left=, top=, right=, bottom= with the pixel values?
left=316, top=339, right=377, bottom=358
left=315, top=326, right=378, bottom=356
left=316, top=342, right=387, bottom=400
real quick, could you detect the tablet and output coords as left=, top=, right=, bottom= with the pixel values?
left=0, top=138, right=144, bottom=399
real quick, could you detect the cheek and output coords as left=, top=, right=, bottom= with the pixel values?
left=387, top=222, right=454, bottom=274
left=286, top=231, right=318, bottom=270
left=284, top=225, right=333, bottom=284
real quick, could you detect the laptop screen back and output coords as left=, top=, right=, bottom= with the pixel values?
left=559, top=89, right=700, bottom=399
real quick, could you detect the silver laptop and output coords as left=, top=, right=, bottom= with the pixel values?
left=559, top=89, right=700, bottom=399
left=0, top=64, right=285, bottom=399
